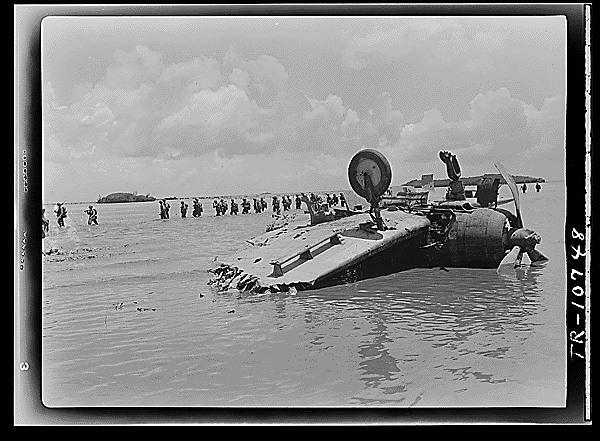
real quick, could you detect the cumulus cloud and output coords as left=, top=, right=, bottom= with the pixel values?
left=389, top=87, right=565, bottom=168
left=229, top=68, right=250, bottom=91
left=154, top=84, right=269, bottom=155
left=158, top=56, right=223, bottom=95
left=342, top=19, right=507, bottom=73
left=105, top=45, right=165, bottom=88
left=44, top=45, right=292, bottom=161
left=223, top=47, right=289, bottom=105
left=43, top=41, right=564, bottom=202
left=294, top=94, right=362, bottom=154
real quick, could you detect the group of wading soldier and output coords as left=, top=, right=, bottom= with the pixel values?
left=43, top=203, right=99, bottom=237
left=206, top=193, right=348, bottom=217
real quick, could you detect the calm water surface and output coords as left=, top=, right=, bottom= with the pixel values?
left=42, top=184, right=566, bottom=407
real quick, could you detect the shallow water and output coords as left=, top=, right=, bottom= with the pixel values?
left=42, top=184, right=566, bottom=407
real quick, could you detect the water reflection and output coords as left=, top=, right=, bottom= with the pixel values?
left=357, top=316, right=401, bottom=389
left=284, top=264, right=546, bottom=398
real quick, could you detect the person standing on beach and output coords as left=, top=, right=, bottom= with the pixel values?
left=521, top=183, right=527, bottom=194
left=260, top=197, right=267, bottom=212
left=536, top=182, right=541, bottom=192
left=84, top=205, right=98, bottom=225
left=180, top=201, right=188, bottom=218
left=213, top=199, right=220, bottom=216
left=253, top=198, right=260, bottom=213
left=54, top=203, right=67, bottom=227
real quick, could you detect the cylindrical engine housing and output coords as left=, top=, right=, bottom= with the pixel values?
left=440, top=208, right=509, bottom=268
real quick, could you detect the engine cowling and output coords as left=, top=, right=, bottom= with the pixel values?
left=437, top=208, right=510, bottom=268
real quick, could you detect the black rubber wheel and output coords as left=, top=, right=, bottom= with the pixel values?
left=348, top=149, right=392, bottom=200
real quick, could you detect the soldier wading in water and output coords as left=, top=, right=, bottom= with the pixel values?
left=84, top=205, right=98, bottom=225
left=54, top=203, right=67, bottom=227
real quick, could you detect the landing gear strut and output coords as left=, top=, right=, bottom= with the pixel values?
left=348, top=149, right=393, bottom=231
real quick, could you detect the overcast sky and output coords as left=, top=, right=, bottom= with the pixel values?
left=42, top=15, right=566, bottom=202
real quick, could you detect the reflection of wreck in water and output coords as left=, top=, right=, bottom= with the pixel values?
left=253, top=263, right=545, bottom=404
left=209, top=149, right=548, bottom=294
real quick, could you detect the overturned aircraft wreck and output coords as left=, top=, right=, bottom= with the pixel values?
left=208, top=149, right=547, bottom=294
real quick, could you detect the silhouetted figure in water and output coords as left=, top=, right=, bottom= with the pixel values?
left=281, top=196, right=289, bottom=212
left=339, top=193, right=347, bottom=209
left=54, top=203, right=67, bottom=227
left=84, top=205, right=98, bottom=225
left=220, top=199, right=228, bottom=215
left=230, top=199, right=239, bottom=215
left=253, top=198, right=260, bottom=213
left=42, top=208, right=49, bottom=238
left=260, top=197, right=267, bottom=212
left=521, top=183, right=527, bottom=194
left=192, top=198, right=203, bottom=217
left=180, top=201, right=188, bottom=218
left=332, top=193, right=339, bottom=206
left=536, top=182, right=541, bottom=192
left=241, top=198, right=251, bottom=214
left=272, top=196, right=281, bottom=215
left=295, top=195, right=302, bottom=210
left=158, top=200, right=170, bottom=219
left=213, top=199, right=220, bottom=216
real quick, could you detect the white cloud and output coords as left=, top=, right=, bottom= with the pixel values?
left=44, top=46, right=291, bottom=160
left=229, top=68, right=250, bottom=91
left=389, top=88, right=565, bottom=168
left=155, top=84, right=265, bottom=154
left=159, top=57, right=221, bottom=85
left=105, top=45, right=165, bottom=88
left=342, top=19, right=507, bottom=73
left=42, top=34, right=565, bottom=202
left=223, top=47, right=289, bottom=104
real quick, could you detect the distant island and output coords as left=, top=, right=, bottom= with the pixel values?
left=403, top=173, right=545, bottom=188
left=97, top=192, right=156, bottom=203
